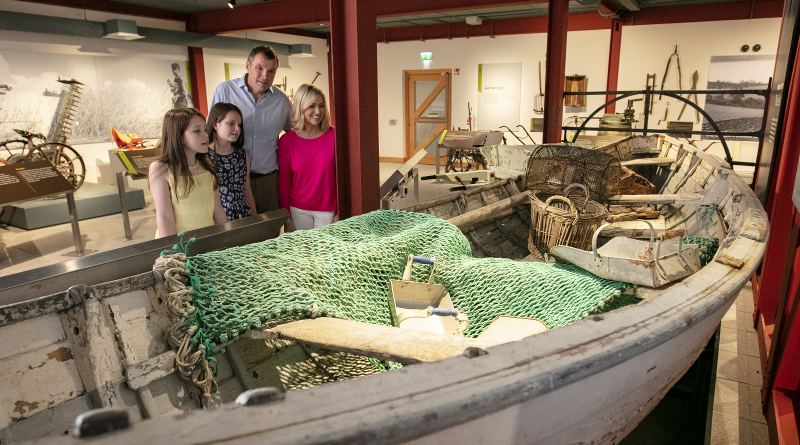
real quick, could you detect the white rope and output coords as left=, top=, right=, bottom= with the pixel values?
left=154, top=254, right=217, bottom=408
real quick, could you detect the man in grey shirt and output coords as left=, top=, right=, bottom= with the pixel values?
left=210, top=46, right=291, bottom=213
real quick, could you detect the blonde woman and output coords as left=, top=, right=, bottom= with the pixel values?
left=278, top=84, right=337, bottom=231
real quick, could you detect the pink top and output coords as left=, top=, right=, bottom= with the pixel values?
left=278, top=127, right=337, bottom=213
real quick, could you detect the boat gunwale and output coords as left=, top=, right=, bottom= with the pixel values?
left=42, top=144, right=770, bottom=445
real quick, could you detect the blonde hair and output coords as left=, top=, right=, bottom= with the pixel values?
left=291, top=84, right=330, bottom=133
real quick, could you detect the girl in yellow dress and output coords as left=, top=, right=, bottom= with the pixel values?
left=149, top=108, right=227, bottom=238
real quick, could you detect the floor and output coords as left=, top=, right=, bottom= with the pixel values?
left=712, top=281, right=770, bottom=445
left=0, top=161, right=771, bottom=444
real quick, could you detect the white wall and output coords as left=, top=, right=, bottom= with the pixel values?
left=618, top=18, right=781, bottom=162
left=377, top=17, right=781, bottom=161
left=0, top=2, right=783, bottom=180
left=377, top=29, right=610, bottom=159
left=0, top=17, right=327, bottom=191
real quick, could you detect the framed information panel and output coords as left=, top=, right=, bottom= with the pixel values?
left=116, top=148, right=158, bottom=176
left=0, top=160, right=75, bottom=206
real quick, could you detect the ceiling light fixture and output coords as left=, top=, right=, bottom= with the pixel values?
left=102, top=19, right=144, bottom=40
left=228, top=0, right=236, bottom=8
left=289, top=44, right=314, bottom=57
left=466, top=16, right=482, bottom=26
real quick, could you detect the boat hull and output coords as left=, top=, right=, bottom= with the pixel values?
left=0, top=138, right=768, bottom=445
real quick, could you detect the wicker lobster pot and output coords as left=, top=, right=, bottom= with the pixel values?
left=528, top=184, right=608, bottom=256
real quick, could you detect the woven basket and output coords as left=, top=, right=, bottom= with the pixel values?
left=528, top=184, right=608, bottom=256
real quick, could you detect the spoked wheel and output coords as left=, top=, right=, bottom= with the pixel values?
left=38, top=143, right=86, bottom=190
left=0, top=140, right=26, bottom=163
left=446, top=149, right=473, bottom=173
left=446, top=149, right=486, bottom=173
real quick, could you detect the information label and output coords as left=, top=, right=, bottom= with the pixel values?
left=116, top=148, right=158, bottom=176
left=438, top=131, right=503, bottom=148
left=0, top=160, right=75, bottom=206
left=667, top=121, right=694, bottom=139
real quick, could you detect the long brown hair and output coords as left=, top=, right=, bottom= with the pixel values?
left=206, top=102, right=245, bottom=150
left=156, top=108, right=217, bottom=200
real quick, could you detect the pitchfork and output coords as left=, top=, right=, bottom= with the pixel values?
left=534, top=61, right=544, bottom=113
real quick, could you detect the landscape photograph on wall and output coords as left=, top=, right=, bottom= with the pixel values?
left=701, top=54, right=774, bottom=141
left=0, top=51, right=189, bottom=145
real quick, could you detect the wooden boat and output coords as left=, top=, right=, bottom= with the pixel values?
left=0, top=135, right=767, bottom=444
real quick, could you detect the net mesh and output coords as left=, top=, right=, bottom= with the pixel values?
left=524, top=144, right=623, bottom=202
left=161, top=210, right=722, bottom=396
left=180, top=210, right=631, bottom=348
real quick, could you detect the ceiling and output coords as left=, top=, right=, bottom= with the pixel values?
left=90, top=0, right=760, bottom=35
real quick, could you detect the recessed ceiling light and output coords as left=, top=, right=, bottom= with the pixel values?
left=228, top=0, right=236, bottom=8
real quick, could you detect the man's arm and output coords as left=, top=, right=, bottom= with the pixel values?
left=283, top=98, right=293, bottom=133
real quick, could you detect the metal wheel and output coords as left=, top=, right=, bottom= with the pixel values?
left=0, top=140, right=26, bottom=162
left=37, top=143, right=86, bottom=190
left=446, top=149, right=473, bottom=173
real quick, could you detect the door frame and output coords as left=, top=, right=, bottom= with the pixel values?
left=403, top=69, right=452, bottom=163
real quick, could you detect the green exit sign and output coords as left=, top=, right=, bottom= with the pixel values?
left=420, top=52, right=432, bottom=61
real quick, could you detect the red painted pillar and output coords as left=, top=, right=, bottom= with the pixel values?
left=757, top=44, right=800, bottom=325
left=543, top=0, right=569, bottom=143
left=329, top=0, right=379, bottom=217
left=327, top=35, right=335, bottom=127
left=188, top=47, right=208, bottom=117
left=605, top=20, right=622, bottom=114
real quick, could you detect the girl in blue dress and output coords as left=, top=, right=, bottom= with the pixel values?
left=206, top=103, right=257, bottom=220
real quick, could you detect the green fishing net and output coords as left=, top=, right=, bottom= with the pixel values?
left=180, top=210, right=633, bottom=353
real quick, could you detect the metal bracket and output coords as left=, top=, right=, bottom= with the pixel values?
left=73, top=407, right=130, bottom=438
left=235, top=387, right=286, bottom=406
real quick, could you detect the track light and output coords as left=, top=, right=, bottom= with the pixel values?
left=228, top=0, right=235, bottom=8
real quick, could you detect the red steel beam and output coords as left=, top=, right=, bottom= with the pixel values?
left=758, top=34, right=800, bottom=359
left=330, top=0, right=380, bottom=217
left=192, top=0, right=547, bottom=34
left=626, top=0, right=784, bottom=24
left=376, top=0, right=546, bottom=18
left=188, top=47, right=208, bottom=117
left=17, top=0, right=188, bottom=21
left=605, top=20, right=622, bottom=113
left=195, top=0, right=783, bottom=36
left=375, top=13, right=611, bottom=42
left=543, top=0, right=569, bottom=143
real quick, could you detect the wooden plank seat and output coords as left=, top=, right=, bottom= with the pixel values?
left=125, top=316, right=549, bottom=388
left=608, top=173, right=729, bottom=206
left=620, top=157, right=676, bottom=167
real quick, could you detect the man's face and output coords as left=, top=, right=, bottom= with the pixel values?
left=173, top=67, right=180, bottom=77
left=245, top=53, right=278, bottom=96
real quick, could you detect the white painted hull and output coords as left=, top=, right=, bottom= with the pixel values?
left=0, top=138, right=767, bottom=445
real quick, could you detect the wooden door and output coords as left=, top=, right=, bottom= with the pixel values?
left=404, top=70, right=451, bottom=163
